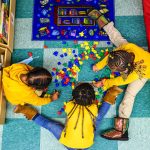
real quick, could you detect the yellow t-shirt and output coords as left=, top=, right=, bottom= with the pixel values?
left=2, top=63, right=51, bottom=106
left=96, top=43, right=150, bottom=90
left=59, top=101, right=98, bottom=149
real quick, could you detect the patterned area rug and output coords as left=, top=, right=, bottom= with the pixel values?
left=32, top=0, right=114, bottom=41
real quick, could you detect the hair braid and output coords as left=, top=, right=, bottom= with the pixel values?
left=108, top=50, right=135, bottom=75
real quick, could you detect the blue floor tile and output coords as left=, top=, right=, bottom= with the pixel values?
left=16, top=0, right=33, bottom=18
left=12, top=49, right=43, bottom=67
left=44, top=41, right=78, bottom=48
left=131, top=81, right=150, bottom=117
left=115, top=0, right=143, bottom=16
left=2, top=119, right=40, bottom=150
left=118, top=118, right=150, bottom=150
left=115, top=16, right=148, bottom=47
left=40, top=127, right=67, bottom=150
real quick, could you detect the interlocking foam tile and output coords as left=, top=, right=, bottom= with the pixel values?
left=115, top=0, right=143, bottom=16
left=118, top=118, right=150, bottom=150
left=115, top=16, right=147, bottom=47
left=16, top=0, right=33, bottom=18
left=2, top=119, right=40, bottom=150
left=14, top=19, right=44, bottom=49
left=12, top=49, right=43, bottom=67
left=0, top=126, right=3, bottom=150
left=44, top=41, right=77, bottom=48
left=131, top=81, right=150, bottom=117
left=40, top=127, right=67, bottom=150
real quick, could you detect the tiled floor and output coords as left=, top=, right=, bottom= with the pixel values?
left=0, top=0, right=150, bottom=150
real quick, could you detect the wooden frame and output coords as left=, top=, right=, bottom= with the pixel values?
left=0, top=0, right=16, bottom=52
left=0, top=0, right=16, bottom=124
left=0, top=47, right=11, bottom=124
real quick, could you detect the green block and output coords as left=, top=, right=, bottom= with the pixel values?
left=94, top=75, right=99, bottom=79
left=56, top=68, right=59, bottom=72
left=63, top=63, right=67, bottom=67
left=99, top=52, right=104, bottom=57
left=96, top=95, right=100, bottom=99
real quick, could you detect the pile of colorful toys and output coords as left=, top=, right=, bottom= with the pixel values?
left=51, top=41, right=110, bottom=90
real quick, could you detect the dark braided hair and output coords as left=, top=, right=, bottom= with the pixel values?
left=108, top=50, right=135, bottom=75
left=26, top=67, right=52, bottom=90
left=72, top=83, right=95, bottom=106
left=63, top=83, right=96, bottom=138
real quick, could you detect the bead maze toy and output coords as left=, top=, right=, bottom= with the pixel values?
left=32, top=0, right=114, bottom=41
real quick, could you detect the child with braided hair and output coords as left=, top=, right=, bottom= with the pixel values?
left=14, top=83, right=123, bottom=150
left=88, top=9, right=150, bottom=140
left=2, top=64, right=59, bottom=106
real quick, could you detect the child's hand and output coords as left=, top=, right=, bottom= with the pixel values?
left=51, top=91, right=60, bottom=101
left=93, top=65, right=99, bottom=72
left=92, top=80, right=104, bottom=88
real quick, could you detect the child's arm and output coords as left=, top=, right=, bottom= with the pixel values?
left=103, top=22, right=128, bottom=47
left=88, top=10, right=128, bottom=47
left=24, top=92, right=54, bottom=106
left=102, top=71, right=139, bottom=90
left=93, top=55, right=109, bottom=72
left=94, top=55, right=109, bottom=71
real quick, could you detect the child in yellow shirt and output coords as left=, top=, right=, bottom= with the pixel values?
left=88, top=9, right=150, bottom=140
left=2, top=63, right=59, bottom=106
left=14, top=83, right=122, bottom=150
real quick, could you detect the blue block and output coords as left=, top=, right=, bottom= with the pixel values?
left=51, top=72, right=55, bottom=76
left=62, top=68, right=67, bottom=72
left=114, top=72, right=120, bottom=76
left=54, top=79, right=58, bottom=83
left=68, top=62, right=73, bottom=68
left=62, top=41, right=66, bottom=44
left=72, top=50, right=76, bottom=53
left=64, top=53, right=67, bottom=56
left=60, top=54, right=64, bottom=58
left=57, top=62, right=61, bottom=65
left=55, top=83, right=59, bottom=87
left=53, top=51, right=59, bottom=56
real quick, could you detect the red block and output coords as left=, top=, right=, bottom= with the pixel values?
left=44, top=45, right=48, bottom=48
left=104, top=51, right=109, bottom=56
left=28, top=52, right=33, bottom=57
left=52, top=68, right=57, bottom=71
left=92, top=44, right=97, bottom=49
